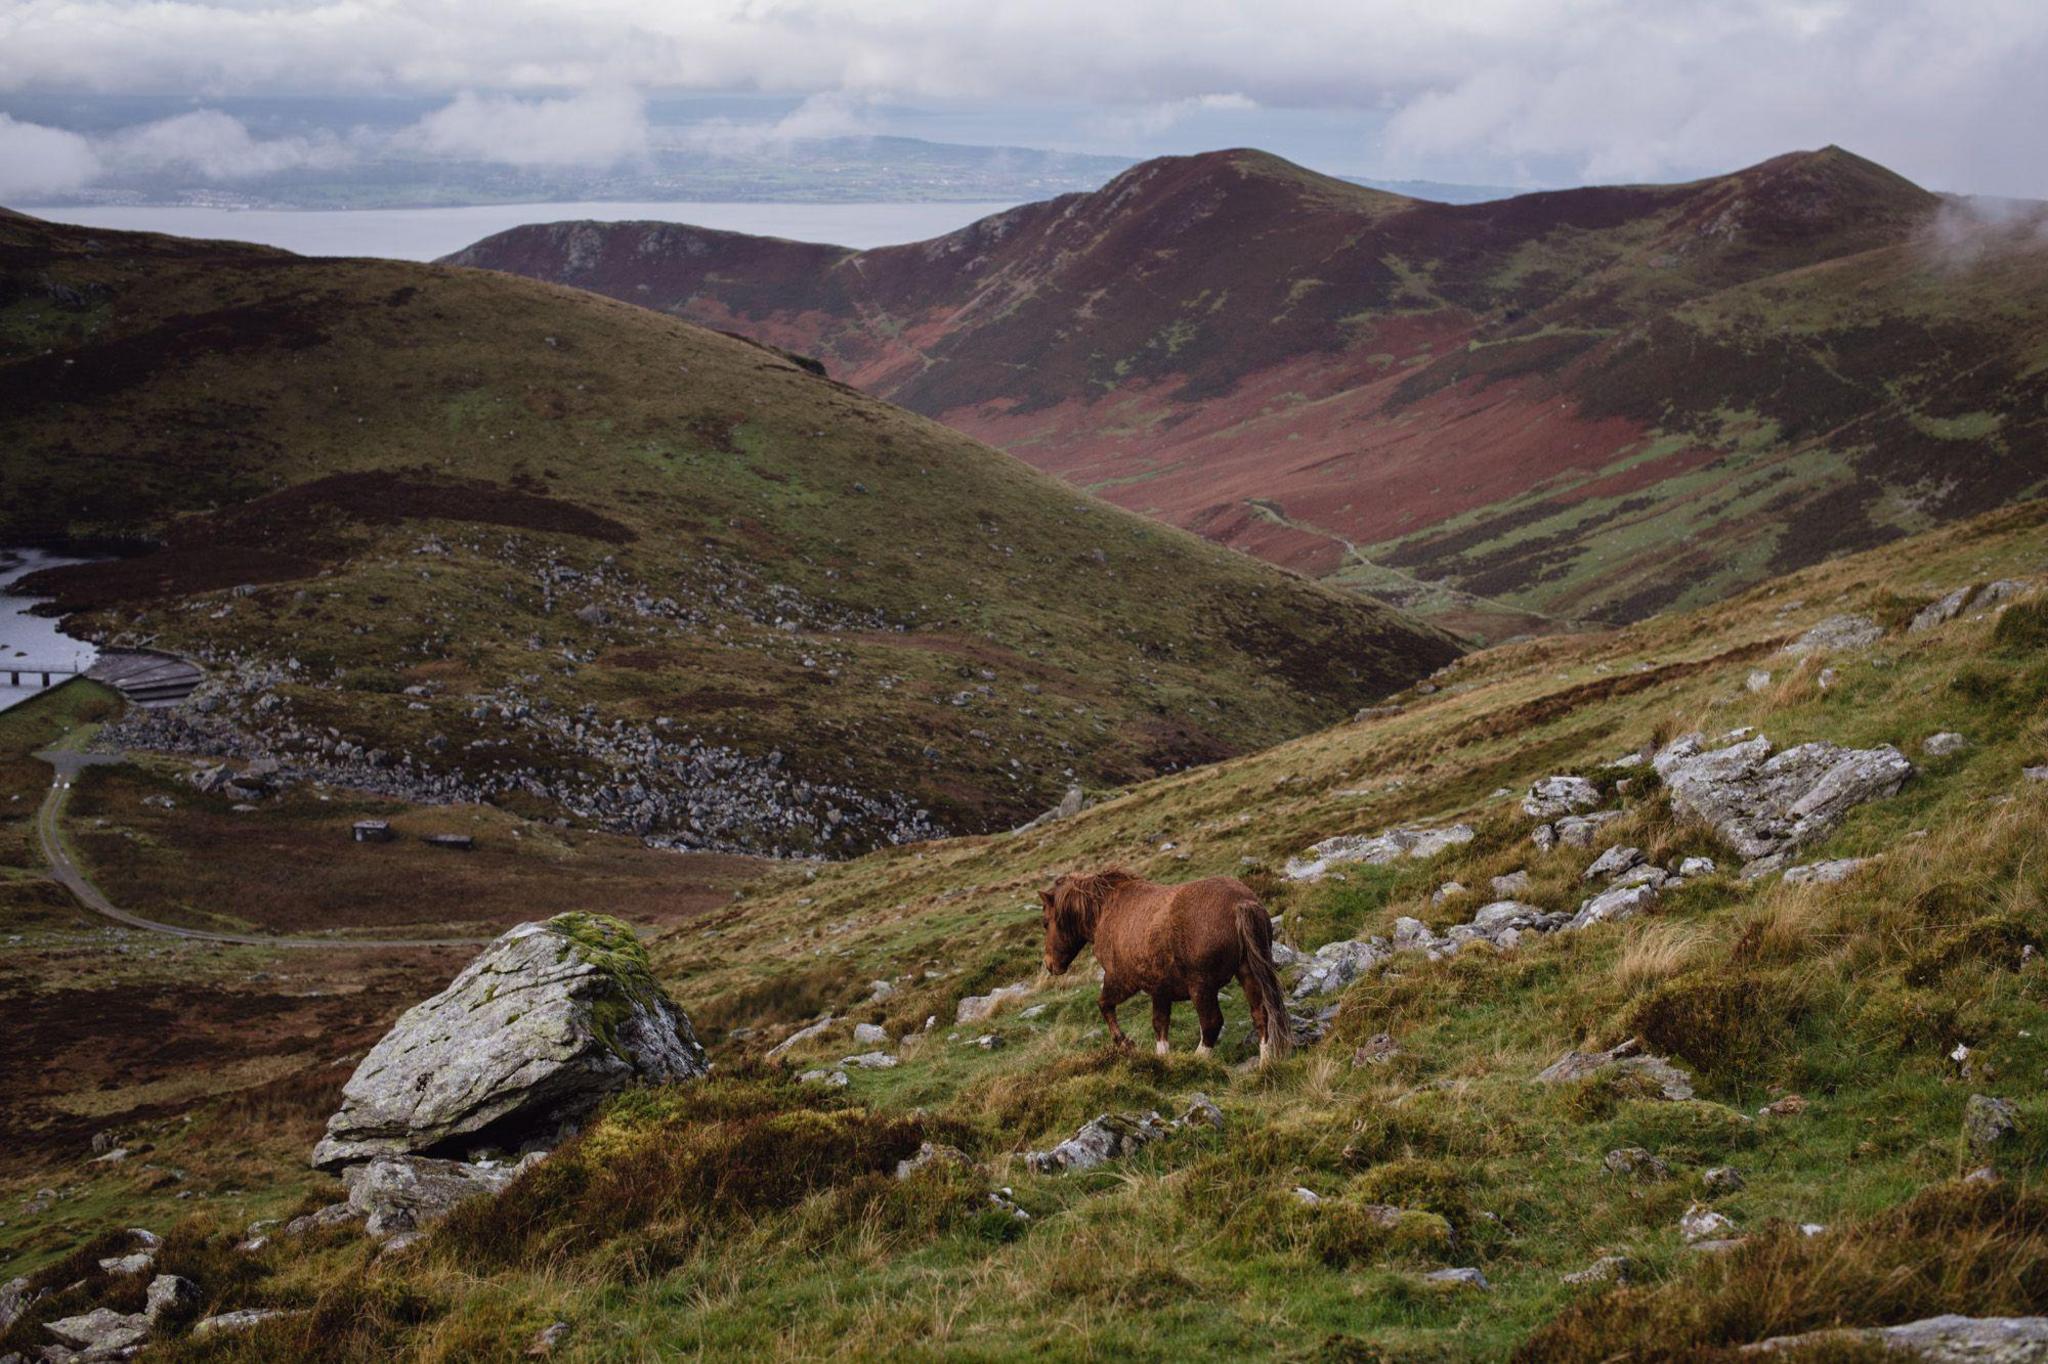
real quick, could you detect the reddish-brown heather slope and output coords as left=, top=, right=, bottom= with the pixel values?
left=448, top=146, right=2048, bottom=635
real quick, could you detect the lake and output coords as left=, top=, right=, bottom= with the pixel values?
left=20, top=200, right=1020, bottom=261
left=0, top=550, right=98, bottom=713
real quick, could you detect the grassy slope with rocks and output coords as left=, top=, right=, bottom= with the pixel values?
left=0, top=211, right=1456, bottom=855
left=8, top=501, right=2047, bottom=1360
left=452, top=146, right=2048, bottom=639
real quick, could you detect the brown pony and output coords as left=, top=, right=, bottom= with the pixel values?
left=1040, top=868, right=1293, bottom=1064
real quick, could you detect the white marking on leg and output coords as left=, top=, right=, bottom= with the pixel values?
left=1195, top=1043, right=1213, bottom=1058
left=1259, top=1039, right=1272, bottom=1065
left=1155, top=1039, right=1169, bottom=1057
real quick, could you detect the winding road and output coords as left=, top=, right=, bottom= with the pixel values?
left=34, top=744, right=488, bottom=950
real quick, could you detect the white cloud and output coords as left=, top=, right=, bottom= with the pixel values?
left=98, top=109, right=351, bottom=178
left=398, top=88, right=650, bottom=167
left=674, top=91, right=883, bottom=157
left=0, top=1, right=2044, bottom=195
left=0, top=114, right=100, bottom=198
left=1098, top=93, right=1258, bottom=144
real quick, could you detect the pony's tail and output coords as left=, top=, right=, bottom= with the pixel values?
left=1235, top=900, right=1294, bottom=1063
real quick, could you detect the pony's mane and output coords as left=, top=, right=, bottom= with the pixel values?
left=1050, top=867, right=1140, bottom=935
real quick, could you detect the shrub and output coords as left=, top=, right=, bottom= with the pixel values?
left=1631, top=970, right=1808, bottom=1088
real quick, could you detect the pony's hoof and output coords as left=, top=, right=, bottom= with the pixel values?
left=1155, top=1040, right=1170, bottom=1057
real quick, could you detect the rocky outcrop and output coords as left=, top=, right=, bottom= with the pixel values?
left=1284, top=823, right=1474, bottom=881
left=1655, top=732, right=1912, bottom=861
left=1524, top=776, right=1601, bottom=820
left=312, top=914, right=706, bottom=1170
left=1023, top=1096, right=1223, bottom=1173
left=342, top=1152, right=543, bottom=1239
left=1744, top=1314, right=2048, bottom=1360
left=1535, top=1039, right=1695, bottom=1101
left=1781, top=613, right=1884, bottom=657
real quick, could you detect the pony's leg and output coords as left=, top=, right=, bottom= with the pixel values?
left=1193, top=989, right=1225, bottom=1058
left=1237, top=967, right=1272, bottom=1065
left=1151, top=994, right=1173, bottom=1056
left=1098, top=981, right=1135, bottom=1049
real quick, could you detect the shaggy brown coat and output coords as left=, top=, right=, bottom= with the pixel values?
left=1040, top=868, right=1292, bottom=1063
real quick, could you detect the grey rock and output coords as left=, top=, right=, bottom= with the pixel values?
left=1701, top=1166, right=1747, bottom=1195
left=527, top=1321, right=573, bottom=1355
left=1425, top=1267, right=1490, bottom=1290
left=839, top=1051, right=898, bottom=1070
left=1743, top=1314, right=2048, bottom=1360
left=1781, top=858, right=1871, bottom=886
left=1746, top=669, right=1773, bottom=693
left=1655, top=733, right=1912, bottom=859
left=43, top=1308, right=149, bottom=1354
left=1024, top=1111, right=1171, bottom=1173
left=1612, top=864, right=1669, bottom=890
left=1603, top=1147, right=1671, bottom=1180
left=1782, top=613, right=1884, bottom=657
left=1491, top=870, right=1532, bottom=897
left=0, top=1277, right=34, bottom=1334
left=1966, top=1094, right=2020, bottom=1153
left=1568, top=882, right=1659, bottom=931
left=797, top=1069, right=848, bottom=1087
left=2027, top=767, right=2048, bottom=784
left=191, top=1308, right=300, bottom=1339
left=144, top=1274, right=201, bottom=1324
left=1681, top=1203, right=1738, bottom=1243
left=1524, top=776, right=1601, bottom=820
left=956, top=982, right=1031, bottom=1023
left=1536, top=1038, right=1694, bottom=1101
left=312, top=914, right=705, bottom=1169
left=1584, top=846, right=1644, bottom=881
left=765, top=1015, right=838, bottom=1059
left=283, top=1201, right=362, bottom=1237
left=95, top=1252, right=151, bottom=1276
left=1292, top=1186, right=1322, bottom=1206
left=1924, top=732, right=1971, bottom=757
left=851, top=1022, right=889, bottom=1047
left=1911, top=587, right=1975, bottom=633
left=1678, top=856, right=1718, bottom=877
left=1430, top=881, right=1467, bottom=906
left=1563, top=1255, right=1634, bottom=1286
left=1178, top=1093, right=1225, bottom=1129
left=1555, top=811, right=1623, bottom=848
left=1531, top=823, right=1558, bottom=853
left=342, top=1152, right=541, bottom=1239
left=894, top=1142, right=974, bottom=1179
left=1283, top=823, right=1474, bottom=881
left=1291, top=936, right=1391, bottom=998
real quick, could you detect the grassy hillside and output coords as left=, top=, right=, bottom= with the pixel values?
left=6, top=501, right=2046, bottom=1359
left=0, top=211, right=1457, bottom=853
left=451, top=146, right=2048, bottom=638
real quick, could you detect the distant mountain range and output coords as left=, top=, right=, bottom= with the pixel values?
left=447, top=146, right=2048, bottom=638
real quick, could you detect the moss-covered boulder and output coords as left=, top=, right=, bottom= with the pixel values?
left=312, top=913, right=706, bottom=1170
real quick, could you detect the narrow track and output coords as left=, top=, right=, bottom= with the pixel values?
left=34, top=747, right=487, bottom=950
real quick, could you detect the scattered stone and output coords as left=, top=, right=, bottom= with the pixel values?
left=1910, top=587, right=1975, bottom=633
left=987, top=1187, right=1031, bottom=1221
left=1782, top=613, right=1884, bottom=657
left=312, top=915, right=706, bottom=1170
left=973, top=1033, right=1005, bottom=1051
left=1292, top=1186, right=1322, bottom=1207
left=1283, top=824, right=1475, bottom=881
left=145, top=1273, right=202, bottom=1324
left=1780, top=858, right=1871, bottom=886
left=1680, top=1203, right=1737, bottom=1243
left=96, top=1252, right=152, bottom=1276
left=1655, top=733, right=1912, bottom=860
left=191, top=1308, right=299, bottom=1339
left=1584, top=845, right=1645, bottom=881
left=1743, top=1314, right=2048, bottom=1360
left=1524, top=776, right=1601, bottom=820
left=2027, top=767, right=2048, bottom=784
left=894, top=1142, right=975, bottom=1180
left=956, top=982, right=1032, bottom=1023
left=1568, top=883, right=1659, bottom=931
left=0, top=1277, right=35, bottom=1334
left=283, top=1202, right=362, bottom=1237
left=1925, top=732, right=1971, bottom=757
left=1353, top=1034, right=1402, bottom=1067
left=1702, top=1166, right=1747, bottom=1195
left=1746, top=670, right=1773, bottom=693
left=798, top=1069, right=848, bottom=1087
left=1603, top=1147, right=1671, bottom=1180
left=766, top=1015, right=839, bottom=1059
left=341, top=1152, right=543, bottom=1239
left=1760, top=1094, right=1809, bottom=1118
left=839, top=1051, right=899, bottom=1070
left=851, top=1022, right=888, bottom=1047
left=44, top=1308, right=149, bottom=1354
left=1965, top=1094, right=2020, bottom=1153
left=1430, top=881, right=1467, bottom=906
left=1817, top=667, right=1839, bottom=690
left=1425, top=1267, right=1490, bottom=1290
left=1290, top=936, right=1392, bottom=998
left=1531, top=823, right=1558, bottom=852
left=1678, top=856, right=1718, bottom=877
left=1024, top=1112, right=1171, bottom=1173
left=1563, top=1255, right=1634, bottom=1286
left=1555, top=812, right=1623, bottom=848
left=527, top=1321, right=573, bottom=1356
left=1178, top=1093, right=1224, bottom=1129
left=1491, top=870, right=1532, bottom=897
left=1536, top=1038, right=1694, bottom=1101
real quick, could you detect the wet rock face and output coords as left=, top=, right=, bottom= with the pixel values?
left=1654, top=732, right=1912, bottom=860
left=312, top=913, right=706, bottom=1170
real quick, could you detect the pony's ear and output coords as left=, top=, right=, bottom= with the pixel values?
left=1038, top=888, right=1054, bottom=910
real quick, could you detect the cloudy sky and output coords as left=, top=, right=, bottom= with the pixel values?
left=2, top=0, right=2046, bottom=200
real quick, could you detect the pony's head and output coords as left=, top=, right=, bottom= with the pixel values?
left=1038, top=869, right=1132, bottom=975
